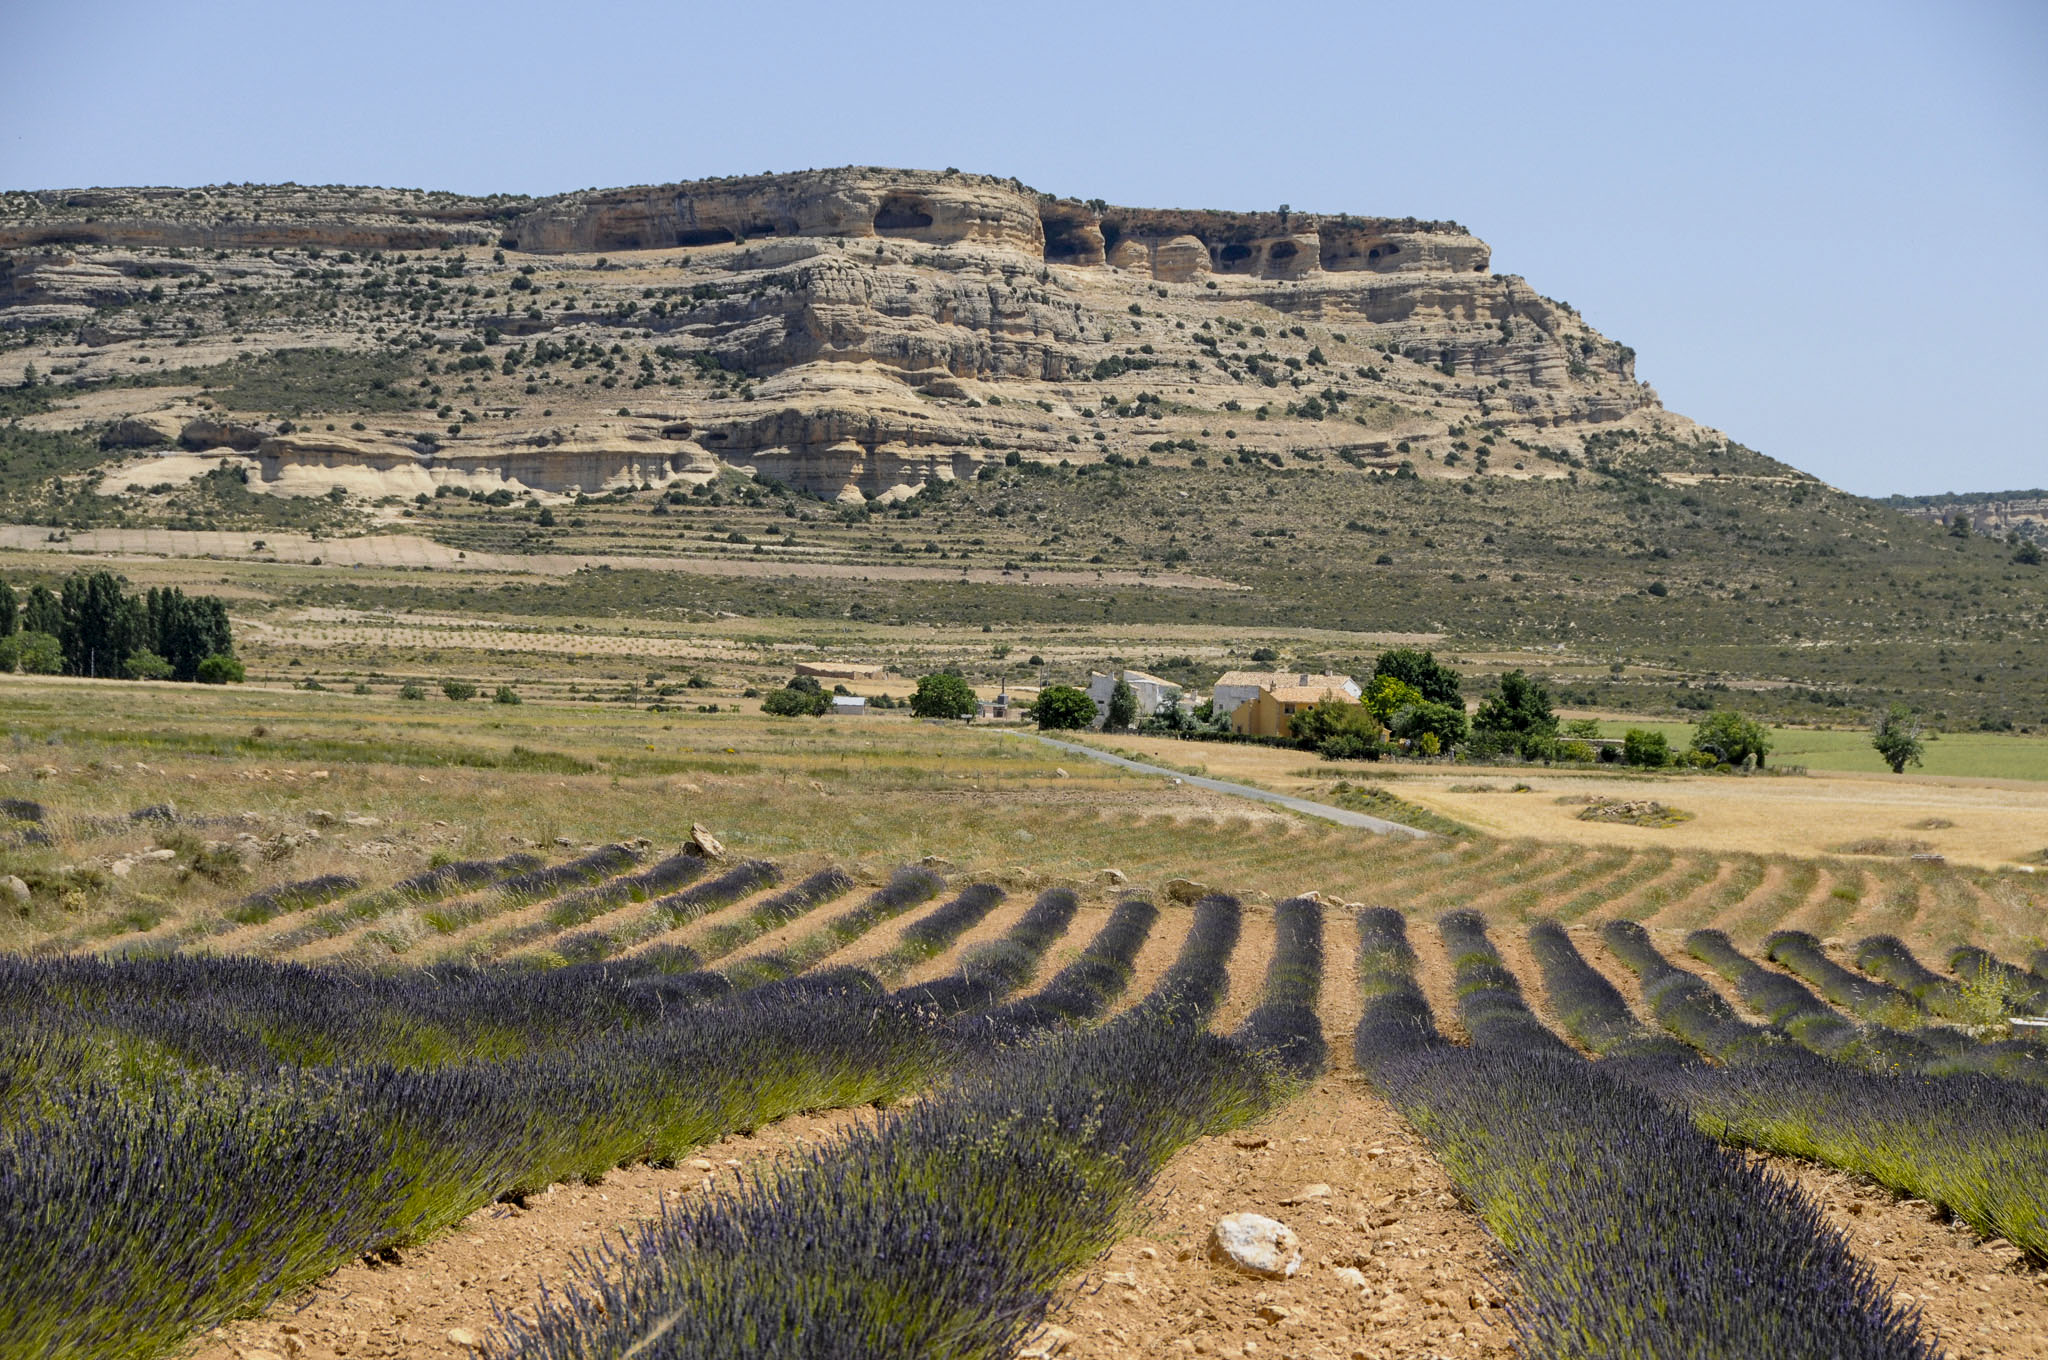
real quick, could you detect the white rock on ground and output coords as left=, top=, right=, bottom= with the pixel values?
left=1210, top=1212, right=1301, bottom=1278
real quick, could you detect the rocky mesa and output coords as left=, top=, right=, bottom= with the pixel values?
left=0, top=167, right=1768, bottom=506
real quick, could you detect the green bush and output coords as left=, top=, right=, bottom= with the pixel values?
left=0, top=632, right=58, bottom=673
left=442, top=680, right=477, bottom=702
left=909, top=672, right=978, bottom=720
left=493, top=685, right=521, bottom=705
left=1690, top=710, right=1771, bottom=768
left=1032, top=685, right=1096, bottom=731
left=1317, top=732, right=1382, bottom=761
left=761, top=686, right=830, bottom=717
left=398, top=681, right=428, bottom=701
left=1623, top=729, right=1671, bottom=767
left=124, top=651, right=173, bottom=680
left=195, top=654, right=245, bottom=684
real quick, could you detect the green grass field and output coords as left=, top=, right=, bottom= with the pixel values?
left=1587, top=718, right=2048, bottom=781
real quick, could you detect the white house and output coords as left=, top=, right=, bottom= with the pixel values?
left=830, top=694, right=868, bottom=715
left=1211, top=670, right=1360, bottom=717
left=1085, top=670, right=1182, bottom=728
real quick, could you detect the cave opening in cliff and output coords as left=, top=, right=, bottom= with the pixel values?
left=1267, top=240, right=1299, bottom=263
left=676, top=227, right=736, bottom=247
left=1218, top=242, right=1254, bottom=268
left=873, top=196, right=935, bottom=234
left=1367, top=242, right=1401, bottom=263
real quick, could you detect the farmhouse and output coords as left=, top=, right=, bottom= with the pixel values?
left=830, top=694, right=868, bottom=715
left=1231, top=683, right=1364, bottom=738
left=1086, top=669, right=1183, bottom=727
left=1211, top=670, right=1360, bottom=716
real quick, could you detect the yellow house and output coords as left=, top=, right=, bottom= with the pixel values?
left=1230, top=685, right=1360, bottom=738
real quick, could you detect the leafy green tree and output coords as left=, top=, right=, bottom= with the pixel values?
left=1290, top=695, right=1379, bottom=749
left=1474, top=669, right=1557, bottom=757
left=1105, top=677, right=1138, bottom=732
left=1622, top=729, right=1671, bottom=767
left=125, top=651, right=172, bottom=680
left=1363, top=675, right=1424, bottom=723
left=0, top=573, right=15, bottom=637
left=910, top=672, right=979, bottom=720
left=195, top=654, right=244, bottom=684
left=58, top=570, right=140, bottom=678
left=1871, top=703, right=1925, bottom=774
left=1690, top=710, right=1772, bottom=768
left=22, top=586, right=61, bottom=637
left=398, top=680, right=427, bottom=700
left=2016, top=540, right=2043, bottom=566
left=1391, top=699, right=1468, bottom=752
left=1032, top=685, right=1096, bottom=731
left=761, top=685, right=830, bottom=716
left=442, top=679, right=477, bottom=701
left=1371, top=647, right=1462, bottom=706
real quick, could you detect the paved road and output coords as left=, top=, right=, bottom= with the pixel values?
left=1016, top=734, right=1431, bottom=838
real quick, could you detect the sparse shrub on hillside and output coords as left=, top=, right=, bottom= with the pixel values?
left=195, top=654, right=244, bottom=684
left=398, top=681, right=427, bottom=701
left=441, top=680, right=477, bottom=702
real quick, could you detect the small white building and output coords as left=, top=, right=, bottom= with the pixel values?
left=1211, top=670, right=1360, bottom=717
left=1086, top=669, right=1183, bottom=728
left=830, top=694, right=868, bottom=715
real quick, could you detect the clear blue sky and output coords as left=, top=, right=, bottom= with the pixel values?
left=6, top=0, right=2043, bottom=497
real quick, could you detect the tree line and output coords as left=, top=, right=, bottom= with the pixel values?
left=0, top=570, right=241, bottom=682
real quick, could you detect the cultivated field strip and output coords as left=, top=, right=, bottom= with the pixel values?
left=1353, top=907, right=1930, bottom=1358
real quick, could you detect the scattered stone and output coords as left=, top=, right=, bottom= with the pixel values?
left=1280, top=1183, right=1332, bottom=1205
left=1054, top=767, right=1069, bottom=778
left=109, top=858, right=135, bottom=879
left=309, top=770, right=330, bottom=780
left=1210, top=1212, right=1301, bottom=1278
left=1332, top=1266, right=1368, bottom=1290
left=447, top=1328, right=482, bottom=1350
left=308, top=810, right=339, bottom=827
left=343, top=815, right=383, bottom=828
left=1, top=875, right=29, bottom=906
left=1098, top=868, right=1128, bottom=886
left=141, top=849, right=176, bottom=862
left=32, top=766, right=59, bottom=780
left=128, top=802, right=176, bottom=822
left=685, top=823, right=726, bottom=860
left=1166, top=878, right=1209, bottom=904
left=919, top=854, right=953, bottom=868
left=1255, top=1303, right=1292, bottom=1324
left=687, top=1157, right=716, bottom=1173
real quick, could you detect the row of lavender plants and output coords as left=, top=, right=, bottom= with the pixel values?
left=1595, top=919, right=2048, bottom=1261
left=1355, top=908, right=1930, bottom=1358
left=0, top=864, right=1041, bottom=1360
left=486, top=893, right=1320, bottom=1360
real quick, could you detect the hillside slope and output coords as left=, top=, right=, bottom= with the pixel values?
left=2, top=169, right=2042, bottom=731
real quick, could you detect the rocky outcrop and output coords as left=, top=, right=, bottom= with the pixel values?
left=3, top=171, right=1491, bottom=280
left=502, top=168, right=1047, bottom=256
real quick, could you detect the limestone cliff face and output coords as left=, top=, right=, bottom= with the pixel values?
left=3, top=167, right=1685, bottom=504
